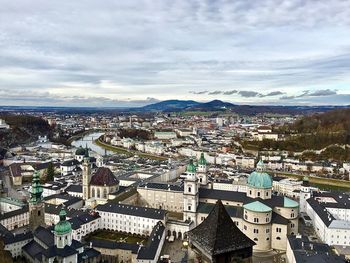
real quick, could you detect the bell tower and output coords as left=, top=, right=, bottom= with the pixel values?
left=29, top=171, right=45, bottom=230
left=197, top=153, right=208, bottom=185
left=82, top=155, right=91, bottom=200
left=183, top=159, right=199, bottom=226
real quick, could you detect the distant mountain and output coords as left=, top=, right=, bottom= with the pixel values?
left=137, top=99, right=350, bottom=115
left=139, top=100, right=201, bottom=111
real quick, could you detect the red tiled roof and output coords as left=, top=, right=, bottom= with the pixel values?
left=90, top=167, right=119, bottom=186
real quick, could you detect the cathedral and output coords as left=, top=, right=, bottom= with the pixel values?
left=82, top=154, right=120, bottom=208
left=138, top=154, right=300, bottom=251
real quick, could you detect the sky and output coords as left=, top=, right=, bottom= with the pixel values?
left=0, top=0, right=350, bottom=107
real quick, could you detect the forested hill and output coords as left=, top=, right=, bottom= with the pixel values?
left=0, top=114, right=51, bottom=148
left=286, top=108, right=350, bottom=134
left=242, top=109, right=350, bottom=161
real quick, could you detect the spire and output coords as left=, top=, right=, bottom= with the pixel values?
left=256, top=159, right=265, bottom=172
left=188, top=200, right=255, bottom=256
left=198, top=152, right=207, bottom=166
left=187, top=158, right=197, bottom=173
left=84, top=144, right=89, bottom=158
left=29, top=171, right=43, bottom=204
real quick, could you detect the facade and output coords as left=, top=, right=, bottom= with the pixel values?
left=306, top=192, right=350, bottom=247
left=96, top=203, right=167, bottom=237
left=136, top=156, right=299, bottom=251
left=83, top=154, right=119, bottom=207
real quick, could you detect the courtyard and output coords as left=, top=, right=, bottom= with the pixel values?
left=85, top=230, right=148, bottom=245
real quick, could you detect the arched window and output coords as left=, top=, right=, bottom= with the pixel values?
left=91, top=188, right=95, bottom=198
left=97, top=188, right=101, bottom=198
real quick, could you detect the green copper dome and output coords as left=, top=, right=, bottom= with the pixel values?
left=29, top=171, right=43, bottom=204
left=198, top=153, right=207, bottom=166
left=75, top=146, right=86, bottom=155
left=187, top=159, right=197, bottom=173
left=54, top=208, right=72, bottom=235
left=247, top=161, right=272, bottom=189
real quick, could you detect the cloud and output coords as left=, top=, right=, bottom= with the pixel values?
left=238, top=91, right=260, bottom=97
left=223, top=90, right=238, bottom=95
left=0, top=1, right=350, bottom=106
left=280, top=89, right=338, bottom=100
left=208, top=91, right=222, bottom=95
left=189, top=91, right=208, bottom=94
left=259, top=91, right=285, bottom=97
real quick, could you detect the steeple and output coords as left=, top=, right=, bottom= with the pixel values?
left=29, top=171, right=43, bottom=204
left=54, top=207, right=73, bottom=248
left=197, top=153, right=208, bottom=185
left=29, top=171, right=45, bottom=230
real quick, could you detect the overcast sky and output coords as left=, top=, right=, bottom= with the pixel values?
left=0, top=0, right=350, bottom=107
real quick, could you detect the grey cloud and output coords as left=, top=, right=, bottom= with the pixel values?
left=280, top=89, right=337, bottom=100
left=223, top=90, right=238, bottom=95
left=259, top=91, right=285, bottom=97
left=189, top=91, right=208, bottom=94
left=208, top=91, right=222, bottom=95
left=238, top=91, right=260, bottom=97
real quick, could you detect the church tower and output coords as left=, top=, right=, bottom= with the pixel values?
left=82, top=150, right=91, bottom=200
left=197, top=153, right=208, bottom=185
left=29, top=171, right=45, bottom=230
left=54, top=208, right=73, bottom=248
left=183, top=159, right=199, bottom=226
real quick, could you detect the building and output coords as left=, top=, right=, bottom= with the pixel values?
left=306, top=191, right=350, bottom=248
left=22, top=208, right=100, bottom=263
left=0, top=119, right=10, bottom=129
left=96, top=203, right=167, bottom=237
left=188, top=200, right=255, bottom=263
left=28, top=171, right=45, bottom=231
left=82, top=155, right=120, bottom=207
left=286, top=235, right=345, bottom=263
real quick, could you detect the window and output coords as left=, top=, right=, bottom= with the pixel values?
left=188, top=187, right=192, bottom=193
left=276, top=237, right=281, bottom=240
left=291, top=213, right=295, bottom=217
left=266, top=217, right=269, bottom=222
left=244, top=225, right=247, bottom=230
left=188, top=206, right=191, bottom=211
left=266, top=192, right=269, bottom=196
left=276, top=227, right=282, bottom=233
left=291, top=223, right=295, bottom=228
left=253, top=229, right=259, bottom=234
left=257, top=192, right=261, bottom=197
left=249, top=190, right=252, bottom=195
left=266, top=229, right=270, bottom=233
left=254, top=218, right=259, bottom=223
left=38, top=211, right=41, bottom=216
left=245, top=214, right=248, bottom=220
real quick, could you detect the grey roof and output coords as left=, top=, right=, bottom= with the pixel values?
left=96, top=203, right=166, bottom=220
left=65, top=184, right=82, bottom=193
left=188, top=200, right=255, bottom=256
left=197, top=202, right=243, bottom=219
left=91, top=239, right=139, bottom=253
left=22, top=240, right=44, bottom=261
left=42, top=245, right=78, bottom=258
left=77, top=247, right=101, bottom=262
left=138, top=182, right=184, bottom=192
left=34, top=226, right=54, bottom=248
left=137, top=221, right=165, bottom=260
left=306, top=198, right=335, bottom=227
left=61, top=159, right=80, bottom=167
left=288, top=235, right=345, bottom=263
left=69, top=213, right=100, bottom=230
left=271, top=212, right=289, bottom=225
left=3, top=231, right=33, bottom=245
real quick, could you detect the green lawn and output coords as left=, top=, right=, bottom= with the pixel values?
left=87, top=230, right=147, bottom=244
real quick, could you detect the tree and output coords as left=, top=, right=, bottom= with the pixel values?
left=46, top=162, right=55, bottom=182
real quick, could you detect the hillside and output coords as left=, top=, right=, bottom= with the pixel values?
left=0, top=114, right=51, bottom=148
left=242, top=109, right=350, bottom=161
left=137, top=99, right=349, bottom=115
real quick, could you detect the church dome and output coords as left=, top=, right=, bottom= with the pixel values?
left=247, top=160, right=272, bottom=189
left=75, top=146, right=86, bottom=156
left=187, top=159, right=197, bottom=173
left=54, top=208, right=72, bottom=235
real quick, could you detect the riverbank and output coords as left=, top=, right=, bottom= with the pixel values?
left=271, top=171, right=350, bottom=191
left=94, top=137, right=168, bottom=161
left=67, top=129, right=99, bottom=144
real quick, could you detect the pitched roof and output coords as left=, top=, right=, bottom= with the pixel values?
left=90, top=167, right=119, bottom=186
left=188, top=200, right=255, bottom=256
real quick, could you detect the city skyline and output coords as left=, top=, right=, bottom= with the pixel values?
left=1, top=0, right=350, bottom=107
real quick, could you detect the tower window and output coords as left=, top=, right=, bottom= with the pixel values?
left=38, top=211, right=41, bottom=216
left=257, top=192, right=261, bottom=197
left=188, top=206, right=191, bottom=211
left=188, top=187, right=192, bottom=193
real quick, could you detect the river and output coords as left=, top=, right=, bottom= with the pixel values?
left=71, top=132, right=113, bottom=156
